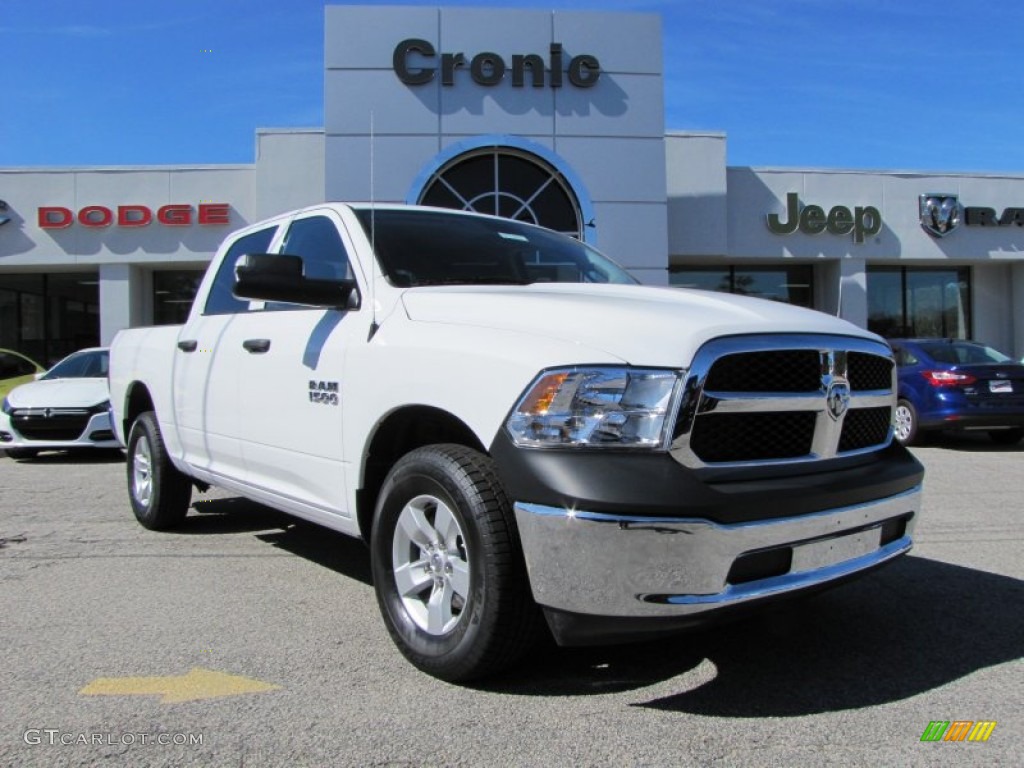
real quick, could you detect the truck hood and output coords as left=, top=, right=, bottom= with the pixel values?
left=401, top=284, right=878, bottom=366
left=5, top=378, right=110, bottom=409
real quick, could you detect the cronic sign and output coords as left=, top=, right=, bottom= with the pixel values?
left=393, top=39, right=600, bottom=88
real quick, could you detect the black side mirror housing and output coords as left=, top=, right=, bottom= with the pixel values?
left=233, top=253, right=360, bottom=310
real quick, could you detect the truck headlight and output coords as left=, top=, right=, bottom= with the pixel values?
left=506, top=367, right=683, bottom=449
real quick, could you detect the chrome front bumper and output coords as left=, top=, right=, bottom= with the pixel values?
left=513, top=485, right=921, bottom=619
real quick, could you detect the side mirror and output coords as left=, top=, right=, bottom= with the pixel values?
left=233, top=253, right=360, bottom=310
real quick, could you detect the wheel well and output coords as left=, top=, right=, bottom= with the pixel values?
left=123, top=382, right=155, bottom=439
left=357, top=406, right=486, bottom=542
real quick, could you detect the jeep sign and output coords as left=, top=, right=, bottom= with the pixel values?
left=767, top=193, right=881, bottom=244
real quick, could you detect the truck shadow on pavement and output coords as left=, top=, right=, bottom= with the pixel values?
left=479, top=556, right=1024, bottom=715
left=181, top=496, right=374, bottom=586
left=169, top=496, right=1022, bottom=714
left=255, top=522, right=373, bottom=586
left=177, top=497, right=295, bottom=535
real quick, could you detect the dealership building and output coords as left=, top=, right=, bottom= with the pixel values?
left=4, top=4, right=1024, bottom=366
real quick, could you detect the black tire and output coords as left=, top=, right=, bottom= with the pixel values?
left=894, top=399, right=919, bottom=446
left=5, top=448, right=38, bottom=460
left=126, top=411, right=191, bottom=530
left=988, top=427, right=1024, bottom=446
left=370, top=444, right=542, bottom=682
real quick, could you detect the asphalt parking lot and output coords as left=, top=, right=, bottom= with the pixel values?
left=0, top=436, right=1021, bottom=767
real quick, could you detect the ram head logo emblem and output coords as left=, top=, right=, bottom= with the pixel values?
left=919, top=194, right=960, bottom=238
left=826, top=381, right=850, bottom=421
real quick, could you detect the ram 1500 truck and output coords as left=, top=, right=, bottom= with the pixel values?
left=109, top=203, right=924, bottom=682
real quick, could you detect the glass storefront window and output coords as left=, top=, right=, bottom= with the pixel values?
left=670, top=268, right=731, bottom=293
left=670, top=265, right=814, bottom=308
left=0, top=273, right=98, bottom=366
left=47, top=274, right=100, bottom=361
left=867, top=266, right=971, bottom=339
left=866, top=268, right=903, bottom=338
left=0, top=289, right=17, bottom=350
left=153, top=270, right=205, bottom=325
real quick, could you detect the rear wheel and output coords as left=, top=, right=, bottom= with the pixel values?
left=4, top=448, right=38, bottom=460
left=371, top=444, right=541, bottom=682
left=126, top=412, right=191, bottom=530
left=894, top=399, right=919, bottom=446
left=988, top=427, right=1024, bottom=446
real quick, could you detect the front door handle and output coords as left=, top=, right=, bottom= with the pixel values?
left=177, top=339, right=198, bottom=352
left=242, top=338, right=271, bottom=354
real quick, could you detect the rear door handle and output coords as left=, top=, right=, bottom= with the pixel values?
left=177, top=340, right=198, bottom=352
left=243, top=338, right=271, bottom=354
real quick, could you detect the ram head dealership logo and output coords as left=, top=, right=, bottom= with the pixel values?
left=919, top=193, right=961, bottom=237
left=0, top=199, right=10, bottom=226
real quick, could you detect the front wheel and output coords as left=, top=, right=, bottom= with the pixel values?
left=370, top=444, right=541, bottom=682
left=126, top=412, right=191, bottom=530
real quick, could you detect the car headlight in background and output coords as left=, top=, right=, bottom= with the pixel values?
left=506, top=366, right=683, bottom=449
left=1, top=397, right=12, bottom=415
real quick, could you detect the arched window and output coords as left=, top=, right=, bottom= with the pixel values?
left=416, top=146, right=585, bottom=239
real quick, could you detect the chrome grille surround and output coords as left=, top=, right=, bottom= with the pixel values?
left=671, top=334, right=896, bottom=469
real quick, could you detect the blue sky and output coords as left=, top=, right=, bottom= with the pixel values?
left=2, top=0, right=1022, bottom=173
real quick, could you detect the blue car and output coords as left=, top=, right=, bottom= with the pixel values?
left=889, top=338, right=1024, bottom=446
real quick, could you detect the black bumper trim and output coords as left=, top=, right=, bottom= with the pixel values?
left=489, top=431, right=924, bottom=526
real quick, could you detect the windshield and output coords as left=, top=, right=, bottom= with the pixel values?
left=354, top=209, right=638, bottom=288
left=918, top=341, right=1012, bottom=365
left=42, top=350, right=109, bottom=380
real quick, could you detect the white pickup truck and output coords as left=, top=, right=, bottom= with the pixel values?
left=110, top=203, right=924, bottom=681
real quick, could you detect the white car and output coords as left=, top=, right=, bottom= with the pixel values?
left=0, top=348, right=118, bottom=459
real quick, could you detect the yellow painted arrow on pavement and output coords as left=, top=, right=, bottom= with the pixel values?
left=80, top=667, right=280, bottom=703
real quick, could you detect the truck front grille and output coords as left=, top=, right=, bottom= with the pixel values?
left=703, top=350, right=820, bottom=393
left=838, top=406, right=893, bottom=453
left=847, top=351, right=895, bottom=391
left=690, top=411, right=816, bottom=462
left=671, top=335, right=895, bottom=468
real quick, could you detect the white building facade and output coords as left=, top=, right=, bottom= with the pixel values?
left=3, top=4, right=1024, bottom=366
